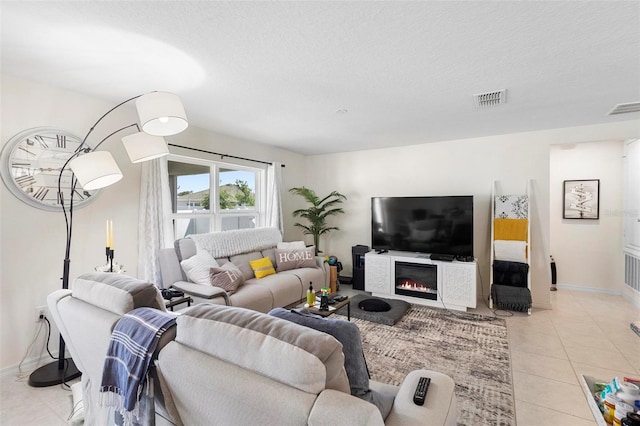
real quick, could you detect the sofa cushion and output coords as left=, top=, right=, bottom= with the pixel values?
left=249, top=257, right=276, bottom=279
left=278, top=268, right=323, bottom=301
left=227, top=284, right=274, bottom=313
left=156, top=343, right=318, bottom=426
left=174, top=238, right=197, bottom=261
left=72, top=272, right=165, bottom=315
left=245, top=272, right=302, bottom=308
left=277, top=241, right=306, bottom=250
left=275, top=246, right=316, bottom=271
left=269, top=307, right=394, bottom=420
left=229, top=251, right=263, bottom=280
left=209, top=262, right=244, bottom=294
left=215, top=256, right=230, bottom=266
left=176, top=304, right=350, bottom=394
left=261, top=248, right=277, bottom=267
left=180, top=251, right=219, bottom=286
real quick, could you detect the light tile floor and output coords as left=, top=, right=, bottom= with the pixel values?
left=1, top=287, right=638, bottom=425
left=475, top=289, right=639, bottom=426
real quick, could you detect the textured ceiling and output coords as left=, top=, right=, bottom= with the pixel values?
left=1, top=1, right=639, bottom=155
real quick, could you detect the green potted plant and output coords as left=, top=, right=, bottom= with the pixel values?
left=289, top=187, right=347, bottom=255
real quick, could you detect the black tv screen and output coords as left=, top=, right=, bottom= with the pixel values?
left=371, top=196, right=474, bottom=257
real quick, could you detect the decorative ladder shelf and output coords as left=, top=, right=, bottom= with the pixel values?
left=489, top=180, right=532, bottom=315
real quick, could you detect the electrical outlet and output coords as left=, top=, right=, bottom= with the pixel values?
left=35, top=305, right=47, bottom=322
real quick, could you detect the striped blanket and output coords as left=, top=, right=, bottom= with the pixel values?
left=99, top=307, right=177, bottom=425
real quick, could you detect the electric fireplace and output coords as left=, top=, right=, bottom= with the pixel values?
left=394, top=261, right=437, bottom=300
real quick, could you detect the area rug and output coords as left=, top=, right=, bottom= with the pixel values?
left=354, top=304, right=514, bottom=426
left=335, top=294, right=410, bottom=325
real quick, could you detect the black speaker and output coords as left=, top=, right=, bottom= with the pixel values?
left=352, top=245, right=369, bottom=290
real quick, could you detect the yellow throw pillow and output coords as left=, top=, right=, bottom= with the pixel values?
left=250, top=257, right=276, bottom=279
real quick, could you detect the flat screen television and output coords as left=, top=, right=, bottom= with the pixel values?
left=371, top=196, right=474, bottom=257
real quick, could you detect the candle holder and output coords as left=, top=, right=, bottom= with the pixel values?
left=105, top=247, right=114, bottom=272
left=96, top=248, right=124, bottom=273
left=95, top=260, right=125, bottom=274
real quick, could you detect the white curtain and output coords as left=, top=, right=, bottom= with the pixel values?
left=265, top=162, right=283, bottom=235
left=138, top=156, right=173, bottom=286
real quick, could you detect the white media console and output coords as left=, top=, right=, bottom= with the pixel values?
left=364, top=250, right=477, bottom=311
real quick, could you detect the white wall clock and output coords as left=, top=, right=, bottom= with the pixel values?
left=0, top=127, right=100, bottom=211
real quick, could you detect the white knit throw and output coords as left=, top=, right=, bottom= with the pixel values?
left=188, top=227, right=283, bottom=258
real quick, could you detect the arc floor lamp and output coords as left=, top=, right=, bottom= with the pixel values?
left=28, top=91, right=188, bottom=387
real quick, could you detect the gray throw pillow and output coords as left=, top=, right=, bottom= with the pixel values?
left=209, top=263, right=244, bottom=294
left=274, top=246, right=316, bottom=271
left=268, top=307, right=394, bottom=419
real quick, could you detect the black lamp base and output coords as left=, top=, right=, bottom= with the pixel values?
left=28, top=358, right=81, bottom=387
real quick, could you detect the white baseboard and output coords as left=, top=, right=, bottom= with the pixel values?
left=555, top=283, right=640, bottom=309
left=0, top=353, right=59, bottom=379
left=555, top=283, right=622, bottom=295
left=622, top=285, right=640, bottom=309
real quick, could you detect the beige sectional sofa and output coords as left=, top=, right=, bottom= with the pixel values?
left=49, top=273, right=457, bottom=426
left=158, top=227, right=329, bottom=312
left=157, top=304, right=457, bottom=426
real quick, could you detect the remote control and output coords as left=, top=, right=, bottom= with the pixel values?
left=413, top=376, right=431, bottom=406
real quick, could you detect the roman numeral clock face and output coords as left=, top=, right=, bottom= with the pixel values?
left=0, top=127, right=100, bottom=211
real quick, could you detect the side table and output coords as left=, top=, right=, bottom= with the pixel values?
left=165, top=296, right=192, bottom=311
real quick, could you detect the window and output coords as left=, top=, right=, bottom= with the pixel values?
left=168, top=157, right=263, bottom=238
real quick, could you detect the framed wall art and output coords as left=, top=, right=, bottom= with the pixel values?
left=563, top=179, right=600, bottom=219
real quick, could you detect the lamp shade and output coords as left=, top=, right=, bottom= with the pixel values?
left=135, top=92, right=188, bottom=136
left=69, top=151, right=123, bottom=190
left=121, top=132, right=169, bottom=163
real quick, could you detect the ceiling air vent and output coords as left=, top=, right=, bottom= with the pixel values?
left=607, top=101, right=640, bottom=115
left=473, top=89, right=507, bottom=108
